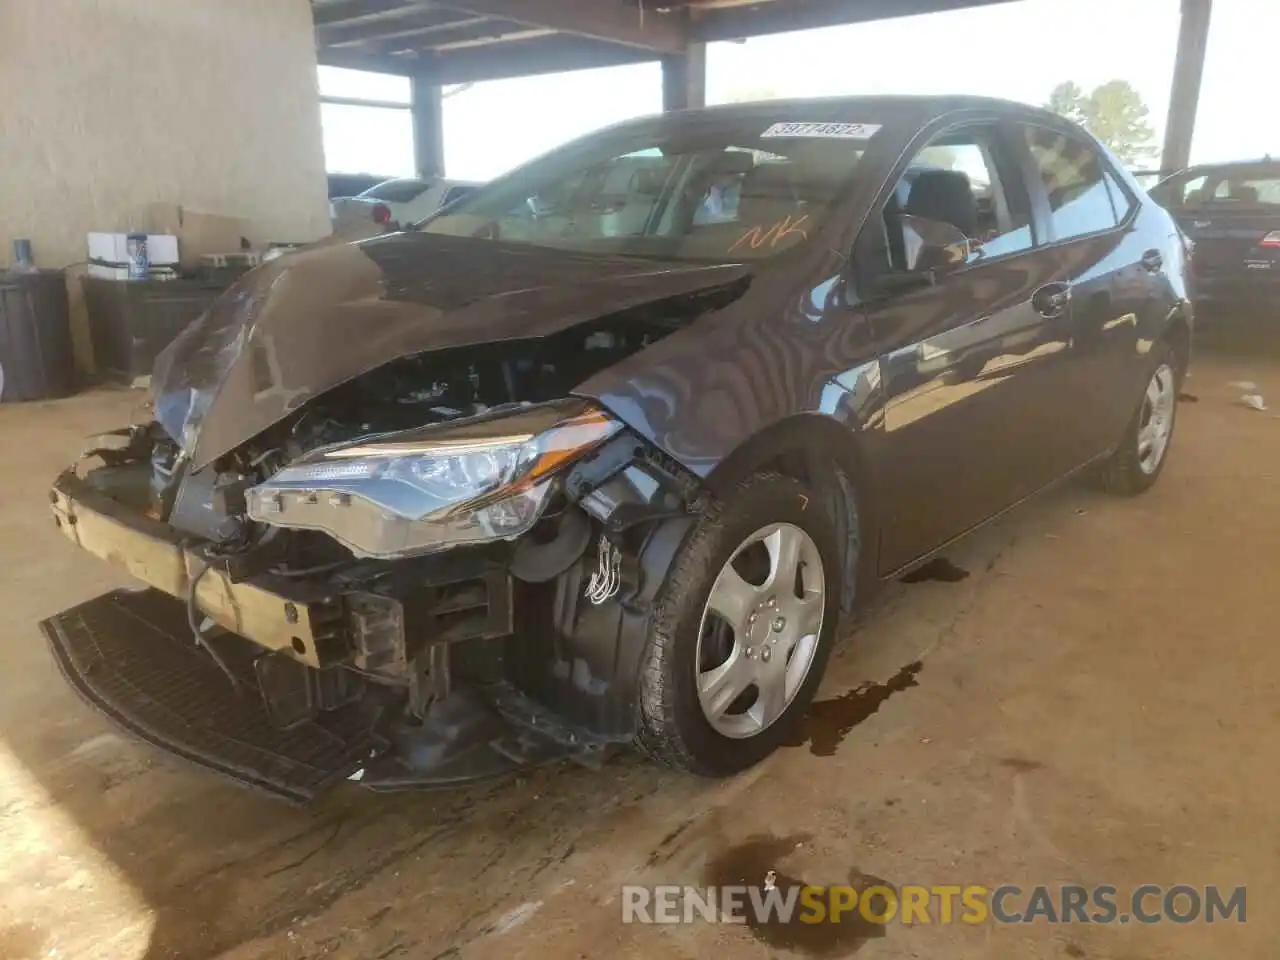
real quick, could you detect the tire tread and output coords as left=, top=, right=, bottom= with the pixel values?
left=634, top=472, right=836, bottom=775
left=1100, top=341, right=1179, bottom=497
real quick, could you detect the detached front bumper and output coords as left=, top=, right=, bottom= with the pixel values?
left=42, top=470, right=619, bottom=801
left=49, top=470, right=337, bottom=668
left=43, top=470, right=389, bottom=801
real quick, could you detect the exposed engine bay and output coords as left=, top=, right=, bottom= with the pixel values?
left=49, top=304, right=714, bottom=801
left=247, top=315, right=672, bottom=471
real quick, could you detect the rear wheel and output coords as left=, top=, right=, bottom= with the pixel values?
left=1100, top=342, right=1179, bottom=495
left=635, top=473, right=842, bottom=776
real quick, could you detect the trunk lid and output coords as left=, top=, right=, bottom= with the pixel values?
left=1174, top=206, right=1280, bottom=278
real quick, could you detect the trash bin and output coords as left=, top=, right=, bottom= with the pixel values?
left=0, top=270, right=75, bottom=402
left=83, top=277, right=226, bottom=385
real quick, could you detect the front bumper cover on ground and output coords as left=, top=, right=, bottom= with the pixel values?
left=40, top=588, right=383, bottom=803
left=41, top=587, right=611, bottom=801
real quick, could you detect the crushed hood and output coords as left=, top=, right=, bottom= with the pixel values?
left=151, top=232, right=749, bottom=470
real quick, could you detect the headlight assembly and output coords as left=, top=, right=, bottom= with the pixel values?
left=245, top=401, right=622, bottom=559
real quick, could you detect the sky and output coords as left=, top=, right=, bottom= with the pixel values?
left=318, top=0, right=1279, bottom=182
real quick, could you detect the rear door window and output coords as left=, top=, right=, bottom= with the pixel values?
left=1209, top=175, right=1280, bottom=206
left=1103, top=171, right=1135, bottom=221
left=1152, top=172, right=1207, bottom=208
left=1023, top=127, right=1123, bottom=240
left=1153, top=167, right=1280, bottom=210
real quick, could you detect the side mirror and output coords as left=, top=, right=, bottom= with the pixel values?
left=872, top=270, right=936, bottom=297
left=900, top=214, right=972, bottom=274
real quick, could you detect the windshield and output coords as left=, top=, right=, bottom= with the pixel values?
left=1155, top=167, right=1280, bottom=209
left=359, top=178, right=431, bottom=203
left=420, top=115, right=878, bottom=261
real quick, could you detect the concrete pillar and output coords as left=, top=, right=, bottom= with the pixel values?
left=662, top=44, right=706, bottom=112
left=411, top=73, right=445, bottom=179
left=1161, top=0, right=1213, bottom=175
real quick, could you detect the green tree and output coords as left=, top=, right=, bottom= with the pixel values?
left=1046, top=81, right=1088, bottom=126
left=1084, top=80, right=1157, bottom=164
left=1045, top=80, right=1157, bottom=165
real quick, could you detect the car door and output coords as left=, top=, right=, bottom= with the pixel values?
left=1020, top=124, right=1158, bottom=461
left=856, top=120, right=1077, bottom=575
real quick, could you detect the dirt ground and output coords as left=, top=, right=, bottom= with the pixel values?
left=1, top=335, right=1278, bottom=960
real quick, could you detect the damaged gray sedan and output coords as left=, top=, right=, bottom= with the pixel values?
left=43, top=97, right=1190, bottom=800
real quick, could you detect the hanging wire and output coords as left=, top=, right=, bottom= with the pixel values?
left=186, top=560, right=244, bottom=693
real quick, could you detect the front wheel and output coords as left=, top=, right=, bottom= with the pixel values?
left=1100, top=342, right=1179, bottom=495
left=635, top=473, right=843, bottom=776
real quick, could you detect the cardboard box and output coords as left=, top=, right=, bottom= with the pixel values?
left=87, top=233, right=180, bottom=267
left=146, top=203, right=249, bottom=267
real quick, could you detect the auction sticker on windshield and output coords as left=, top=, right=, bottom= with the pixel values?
left=761, top=121, right=882, bottom=139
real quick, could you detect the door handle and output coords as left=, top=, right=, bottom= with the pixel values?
left=1031, top=282, right=1071, bottom=319
left=1141, top=248, right=1165, bottom=273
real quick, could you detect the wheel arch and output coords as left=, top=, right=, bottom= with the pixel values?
left=1164, top=306, right=1192, bottom=380
left=704, top=414, right=879, bottom=614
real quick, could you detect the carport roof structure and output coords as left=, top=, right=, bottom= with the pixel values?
left=311, top=0, right=1215, bottom=178
left=312, top=0, right=1019, bottom=84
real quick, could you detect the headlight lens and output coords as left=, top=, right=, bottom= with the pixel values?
left=245, top=402, right=621, bottom=559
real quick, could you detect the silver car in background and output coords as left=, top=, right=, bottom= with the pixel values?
left=329, top=177, right=482, bottom=230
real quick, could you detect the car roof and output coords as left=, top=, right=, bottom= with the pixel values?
left=664, top=93, right=1070, bottom=126
left=1177, top=157, right=1280, bottom=175
left=371, top=177, right=428, bottom=188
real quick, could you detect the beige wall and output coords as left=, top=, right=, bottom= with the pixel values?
left=0, top=0, right=331, bottom=269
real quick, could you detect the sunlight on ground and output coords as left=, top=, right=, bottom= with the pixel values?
left=0, top=741, right=153, bottom=959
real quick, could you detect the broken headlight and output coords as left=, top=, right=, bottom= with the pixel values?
left=245, top=401, right=621, bottom=559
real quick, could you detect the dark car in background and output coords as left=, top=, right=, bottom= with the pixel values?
left=1151, top=158, right=1280, bottom=312
left=43, top=96, right=1191, bottom=802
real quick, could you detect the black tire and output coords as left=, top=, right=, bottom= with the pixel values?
left=1100, top=341, right=1180, bottom=496
left=635, top=472, right=844, bottom=776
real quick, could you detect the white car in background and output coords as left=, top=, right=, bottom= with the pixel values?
left=329, top=177, right=482, bottom=230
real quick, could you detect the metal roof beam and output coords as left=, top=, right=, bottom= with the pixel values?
left=326, top=14, right=492, bottom=49
left=693, top=0, right=1021, bottom=41
left=316, top=49, right=418, bottom=74
left=313, top=0, right=434, bottom=29
left=433, top=0, right=685, bottom=52
left=428, top=34, right=659, bottom=83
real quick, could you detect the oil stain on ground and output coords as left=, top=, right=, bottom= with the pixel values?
left=704, top=835, right=890, bottom=955
left=785, top=661, right=922, bottom=757
left=999, top=757, right=1045, bottom=773
left=900, top=558, right=970, bottom=583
